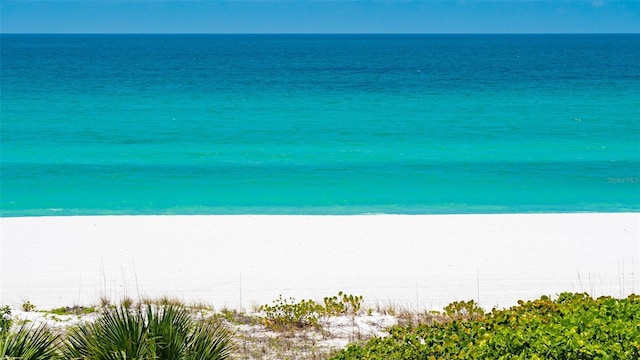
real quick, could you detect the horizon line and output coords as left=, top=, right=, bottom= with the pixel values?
left=2, top=32, right=639, bottom=35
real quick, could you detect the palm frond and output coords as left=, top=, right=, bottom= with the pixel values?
left=186, top=319, right=234, bottom=360
left=63, top=306, right=149, bottom=360
left=62, top=304, right=233, bottom=360
left=147, top=305, right=191, bottom=359
left=0, top=322, right=61, bottom=359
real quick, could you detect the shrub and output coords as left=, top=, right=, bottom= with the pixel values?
left=260, top=292, right=365, bottom=331
left=62, top=304, right=233, bottom=360
left=0, top=322, right=61, bottom=359
left=22, top=301, right=36, bottom=313
left=0, top=306, right=12, bottom=336
left=331, top=292, right=640, bottom=360
left=260, top=295, right=322, bottom=331
left=323, top=292, right=364, bottom=317
left=442, top=299, right=484, bottom=320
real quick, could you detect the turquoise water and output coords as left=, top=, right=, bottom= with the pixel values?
left=1, top=34, right=639, bottom=216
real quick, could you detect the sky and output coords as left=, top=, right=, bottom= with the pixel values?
left=1, top=0, right=639, bottom=34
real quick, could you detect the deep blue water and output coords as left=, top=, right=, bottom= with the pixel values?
left=1, top=34, right=639, bottom=216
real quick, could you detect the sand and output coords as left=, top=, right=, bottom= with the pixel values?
left=1, top=214, right=638, bottom=311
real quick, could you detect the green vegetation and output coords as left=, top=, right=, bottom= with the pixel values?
left=442, top=299, right=484, bottom=320
left=0, top=322, right=60, bottom=360
left=331, top=293, right=640, bottom=360
left=21, top=301, right=36, bottom=313
left=323, top=292, right=364, bottom=318
left=63, top=305, right=233, bottom=360
left=259, top=292, right=365, bottom=331
left=0, top=306, right=11, bottom=336
left=46, top=306, right=96, bottom=316
left=2, top=292, right=638, bottom=359
left=1, top=304, right=232, bottom=360
left=260, top=295, right=323, bottom=331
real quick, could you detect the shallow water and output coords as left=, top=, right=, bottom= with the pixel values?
left=2, top=34, right=639, bottom=216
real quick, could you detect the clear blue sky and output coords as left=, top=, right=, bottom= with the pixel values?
left=1, top=0, right=639, bottom=34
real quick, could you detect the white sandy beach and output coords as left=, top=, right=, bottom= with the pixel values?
left=1, top=214, right=638, bottom=311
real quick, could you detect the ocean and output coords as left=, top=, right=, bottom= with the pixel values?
left=1, top=34, right=638, bottom=216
